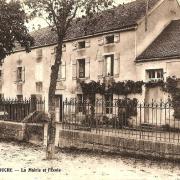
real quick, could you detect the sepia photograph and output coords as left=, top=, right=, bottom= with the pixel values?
left=0, top=0, right=180, bottom=179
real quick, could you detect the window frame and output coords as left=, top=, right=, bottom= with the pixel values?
left=105, top=34, right=115, bottom=44
left=146, top=69, right=164, bottom=81
left=17, top=66, right=23, bottom=82
left=36, top=81, right=43, bottom=93
left=77, top=94, right=87, bottom=114
left=78, top=58, right=86, bottom=79
left=105, top=54, right=114, bottom=77
left=105, top=94, right=113, bottom=114
left=78, top=41, right=86, bottom=49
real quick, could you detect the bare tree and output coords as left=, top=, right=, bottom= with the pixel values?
left=25, top=0, right=114, bottom=159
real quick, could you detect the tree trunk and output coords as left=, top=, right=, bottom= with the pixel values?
left=46, top=40, right=63, bottom=159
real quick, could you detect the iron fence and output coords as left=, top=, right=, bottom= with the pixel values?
left=62, top=98, right=180, bottom=144
left=0, top=98, right=45, bottom=122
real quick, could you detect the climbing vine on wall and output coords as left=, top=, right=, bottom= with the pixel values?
left=145, top=80, right=165, bottom=89
left=79, top=80, right=144, bottom=96
left=164, top=76, right=180, bottom=119
left=144, top=76, right=180, bottom=119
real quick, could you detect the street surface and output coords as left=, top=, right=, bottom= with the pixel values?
left=0, top=141, right=180, bottom=180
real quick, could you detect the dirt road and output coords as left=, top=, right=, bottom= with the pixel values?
left=0, top=141, right=180, bottom=180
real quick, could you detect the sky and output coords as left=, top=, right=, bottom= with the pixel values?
left=27, top=0, right=135, bottom=32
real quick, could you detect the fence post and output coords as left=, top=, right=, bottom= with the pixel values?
left=30, top=95, right=37, bottom=112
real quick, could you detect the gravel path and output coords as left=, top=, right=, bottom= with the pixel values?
left=0, top=141, right=180, bottom=180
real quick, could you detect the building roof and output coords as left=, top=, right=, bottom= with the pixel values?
left=136, top=20, right=180, bottom=62
left=28, top=0, right=160, bottom=48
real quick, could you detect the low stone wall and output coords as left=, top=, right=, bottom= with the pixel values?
left=55, top=124, right=180, bottom=161
left=0, top=121, right=25, bottom=141
left=0, top=120, right=46, bottom=145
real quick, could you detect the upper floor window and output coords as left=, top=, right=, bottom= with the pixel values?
left=146, top=69, right=163, bottom=81
left=78, top=41, right=85, bottom=49
left=73, top=40, right=90, bottom=50
left=105, top=55, right=114, bottom=76
left=17, top=67, right=22, bottom=81
left=105, top=35, right=114, bottom=44
left=78, top=59, right=85, bottom=78
left=98, top=33, right=120, bottom=46
left=15, top=66, right=25, bottom=83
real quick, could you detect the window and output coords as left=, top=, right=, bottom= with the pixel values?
left=147, top=69, right=163, bottom=81
left=105, top=35, right=114, bottom=44
left=0, top=94, right=4, bottom=100
left=0, top=69, right=2, bottom=81
left=17, top=95, right=23, bottom=101
left=17, top=67, right=22, bottom=81
left=36, top=82, right=43, bottom=93
left=78, top=59, right=85, bottom=78
left=105, top=55, right=114, bottom=76
left=17, top=84, right=23, bottom=94
left=78, top=41, right=85, bottom=49
left=77, top=94, right=87, bottom=114
left=105, top=94, right=113, bottom=114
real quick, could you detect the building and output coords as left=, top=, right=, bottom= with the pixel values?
left=1, top=0, right=180, bottom=123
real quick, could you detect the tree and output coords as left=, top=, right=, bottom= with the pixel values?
left=25, top=0, right=114, bottom=159
left=0, top=0, right=34, bottom=61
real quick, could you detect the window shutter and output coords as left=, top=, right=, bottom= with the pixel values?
left=98, top=56, right=104, bottom=78
left=98, top=37, right=104, bottom=46
left=85, top=40, right=90, bottom=48
left=114, top=34, right=120, bottom=43
left=85, top=58, right=90, bottom=79
left=61, top=61, right=66, bottom=80
left=114, top=53, right=120, bottom=77
left=14, top=68, right=17, bottom=83
left=72, top=59, right=77, bottom=80
left=72, top=42, right=77, bottom=50
left=22, top=67, right=25, bottom=82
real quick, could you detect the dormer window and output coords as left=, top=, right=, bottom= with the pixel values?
left=78, top=41, right=86, bottom=49
left=105, top=35, right=114, bottom=44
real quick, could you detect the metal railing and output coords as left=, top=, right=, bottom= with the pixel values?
left=62, top=98, right=180, bottom=144
left=0, top=98, right=45, bottom=122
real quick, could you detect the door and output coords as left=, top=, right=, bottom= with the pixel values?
left=55, top=95, right=63, bottom=122
left=144, top=87, right=164, bottom=125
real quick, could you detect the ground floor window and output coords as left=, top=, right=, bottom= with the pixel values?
left=17, top=95, right=23, bottom=101
left=105, top=94, right=113, bottom=114
left=146, top=69, right=163, bottom=81
left=77, top=94, right=87, bottom=114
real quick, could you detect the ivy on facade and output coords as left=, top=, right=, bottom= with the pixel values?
left=79, top=80, right=144, bottom=95
left=145, top=79, right=165, bottom=89
left=144, top=76, right=180, bottom=119
left=79, top=77, right=180, bottom=120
